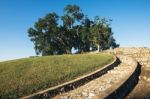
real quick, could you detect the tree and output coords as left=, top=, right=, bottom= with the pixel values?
left=91, top=16, right=119, bottom=51
left=90, top=16, right=104, bottom=51
left=61, top=5, right=84, bottom=54
left=57, top=25, right=75, bottom=54
left=78, top=16, right=93, bottom=52
left=28, top=13, right=59, bottom=55
left=28, top=5, right=119, bottom=56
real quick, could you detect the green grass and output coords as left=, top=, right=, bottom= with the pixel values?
left=0, top=53, right=113, bottom=98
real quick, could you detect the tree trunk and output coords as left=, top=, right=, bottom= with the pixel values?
left=66, top=47, right=72, bottom=54
left=97, top=44, right=100, bottom=52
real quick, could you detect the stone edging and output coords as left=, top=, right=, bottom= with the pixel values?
left=21, top=54, right=119, bottom=99
left=93, top=55, right=140, bottom=99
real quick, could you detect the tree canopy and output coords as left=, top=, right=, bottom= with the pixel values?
left=28, top=5, right=119, bottom=56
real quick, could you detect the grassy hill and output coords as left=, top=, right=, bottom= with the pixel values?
left=0, top=53, right=113, bottom=98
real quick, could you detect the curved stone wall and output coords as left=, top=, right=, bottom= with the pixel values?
left=94, top=56, right=140, bottom=99
left=22, top=55, right=119, bottom=99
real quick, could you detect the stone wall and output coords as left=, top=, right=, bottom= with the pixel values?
left=94, top=56, right=140, bottom=99
left=22, top=55, right=119, bottom=99
left=117, top=48, right=150, bottom=99
left=105, top=63, right=141, bottom=99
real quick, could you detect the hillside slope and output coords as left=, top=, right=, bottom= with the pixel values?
left=0, top=53, right=113, bottom=98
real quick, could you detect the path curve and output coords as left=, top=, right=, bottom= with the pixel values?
left=54, top=55, right=139, bottom=99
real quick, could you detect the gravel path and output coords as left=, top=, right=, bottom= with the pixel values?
left=53, top=56, right=134, bottom=99
left=117, top=48, right=150, bottom=99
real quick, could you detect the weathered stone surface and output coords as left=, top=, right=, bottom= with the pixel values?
left=115, top=48, right=150, bottom=99
left=53, top=55, right=136, bottom=99
left=53, top=47, right=150, bottom=99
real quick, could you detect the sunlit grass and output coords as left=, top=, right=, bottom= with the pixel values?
left=0, top=53, right=113, bottom=98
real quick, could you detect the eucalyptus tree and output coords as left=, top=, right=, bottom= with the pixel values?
left=91, top=16, right=119, bottom=51
left=61, top=5, right=84, bottom=54
left=28, top=13, right=59, bottom=55
left=28, top=5, right=119, bottom=56
left=78, top=16, right=93, bottom=52
left=90, top=16, right=103, bottom=51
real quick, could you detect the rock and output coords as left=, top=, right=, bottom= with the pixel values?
left=99, top=86, right=106, bottom=91
left=147, top=78, right=150, bottom=82
left=88, top=92, right=95, bottom=98
left=82, top=92, right=88, bottom=97
left=62, top=96, right=71, bottom=99
left=143, top=76, right=147, bottom=80
left=60, top=87, right=64, bottom=92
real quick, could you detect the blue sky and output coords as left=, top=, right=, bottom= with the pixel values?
left=0, top=0, right=150, bottom=61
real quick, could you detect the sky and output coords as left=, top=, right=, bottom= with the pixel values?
left=0, top=0, right=150, bottom=61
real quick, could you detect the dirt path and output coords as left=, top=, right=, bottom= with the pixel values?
left=115, top=48, right=150, bottom=99
left=53, top=55, right=136, bottom=99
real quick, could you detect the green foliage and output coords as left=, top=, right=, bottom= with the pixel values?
left=28, top=5, right=119, bottom=55
left=28, top=13, right=59, bottom=55
left=0, top=53, right=113, bottom=98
